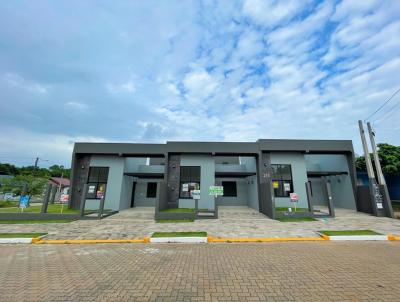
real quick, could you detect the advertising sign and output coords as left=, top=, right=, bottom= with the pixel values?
left=88, top=185, right=96, bottom=194
left=60, top=194, right=69, bottom=204
left=96, top=190, right=104, bottom=199
left=289, top=193, right=299, bottom=202
left=284, top=183, right=291, bottom=192
left=209, top=186, right=223, bottom=196
left=19, top=195, right=30, bottom=208
left=191, top=190, right=201, bottom=200
left=273, top=181, right=279, bottom=189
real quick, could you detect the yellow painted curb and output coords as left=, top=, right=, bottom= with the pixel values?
left=33, top=238, right=148, bottom=244
left=207, top=236, right=327, bottom=243
left=388, top=235, right=400, bottom=241
left=31, top=237, right=42, bottom=243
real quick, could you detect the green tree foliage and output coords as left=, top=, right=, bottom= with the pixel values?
left=0, top=162, right=70, bottom=178
left=1, top=175, right=47, bottom=196
left=356, top=143, right=400, bottom=175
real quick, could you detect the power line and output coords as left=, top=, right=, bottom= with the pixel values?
left=373, top=101, right=400, bottom=125
left=364, top=87, right=400, bottom=121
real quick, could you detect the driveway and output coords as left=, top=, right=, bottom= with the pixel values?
left=1, top=242, right=400, bottom=301
left=0, top=206, right=400, bottom=239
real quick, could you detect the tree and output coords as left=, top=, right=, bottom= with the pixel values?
left=355, top=143, right=400, bottom=175
left=1, top=175, right=47, bottom=196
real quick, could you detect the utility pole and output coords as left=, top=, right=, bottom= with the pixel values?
left=358, top=120, right=384, bottom=217
left=366, top=122, right=394, bottom=218
left=34, top=157, right=39, bottom=168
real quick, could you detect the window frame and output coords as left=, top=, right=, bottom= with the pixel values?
left=179, top=166, right=201, bottom=199
left=146, top=182, right=157, bottom=198
left=271, top=164, right=294, bottom=198
left=221, top=181, right=237, bottom=197
left=86, top=167, right=109, bottom=199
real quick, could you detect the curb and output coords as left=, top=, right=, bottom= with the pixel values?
left=5, top=235, right=395, bottom=244
left=150, top=237, right=208, bottom=243
left=0, top=238, right=34, bottom=244
left=33, top=238, right=149, bottom=244
left=207, top=236, right=328, bottom=243
left=328, top=235, right=388, bottom=241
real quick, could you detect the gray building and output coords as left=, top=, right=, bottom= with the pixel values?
left=69, top=139, right=358, bottom=219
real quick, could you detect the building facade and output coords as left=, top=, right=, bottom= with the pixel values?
left=69, top=139, right=358, bottom=219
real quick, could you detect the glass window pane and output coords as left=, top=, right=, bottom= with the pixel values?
left=98, top=167, right=109, bottom=182
left=88, top=167, right=100, bottom=182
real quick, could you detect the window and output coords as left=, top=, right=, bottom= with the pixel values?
left=179, top=166, right=200, bottom=198
left=146, top=182, right=157, bottom=198
left=86, top=167, right=109, bottom=199
left=222, top=181, right=237, bottom=197
left=271, top=164, right=293, bottom=197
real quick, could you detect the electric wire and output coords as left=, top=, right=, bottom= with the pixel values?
left=364, top=87, right=400, bottom=121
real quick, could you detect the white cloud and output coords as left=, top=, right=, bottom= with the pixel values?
left=0, top=127, right=108, bottom=167
left=242, top=0, right=309, bottom=28
left=182, top=68, right=219, bottom=102
left=2, top=73, right=49, bottom=94
left=106, top=80, right=136, bottom=94
left=65, top=101, right=90, bottom=110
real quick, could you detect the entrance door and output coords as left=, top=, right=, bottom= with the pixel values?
left=307, top=177, right=334, bottom=217
left=130, top=182, right=136, bottom=208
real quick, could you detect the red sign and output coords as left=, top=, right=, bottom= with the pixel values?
left=290, top=193, right=299, bottom=202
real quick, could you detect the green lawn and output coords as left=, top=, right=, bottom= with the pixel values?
left=275, top=207, right=308, bottom=212
left=320, top=230, right=381, bottom=236
left=0, top=219, right=75, bottom=224
left=156, top=219, right=194, bottom=223
left=0, top=200, right=19, bottom=208
left=0, top=232, right=47, bottom=238
left=276, top=217, right=317, bottom=222
left=0, top=203, right=80, bottom=214
left=152, top=231, right=207, bottom=238
left=160, top=208, right=195, bottom=213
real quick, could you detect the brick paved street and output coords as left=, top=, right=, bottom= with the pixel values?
left=1, top=242, right=400, bottom=301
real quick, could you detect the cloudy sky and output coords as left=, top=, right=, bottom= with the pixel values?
left=0, top=0, right=399, bottom=167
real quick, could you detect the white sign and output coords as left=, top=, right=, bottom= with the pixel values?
left=191, top=190, right=201, bottom=200
left=60, top=194, right=69, bottom=203
left=209, top=186, right=224, bottom=196
left=289, top=192, right=299, bottom=202
left=377, top=203, right=383, bottom=209
left=88, top=185, right=96, bottom=194
left=182, top=184, right=189, bottom=192
left=284, top=183, right=291, bottom=192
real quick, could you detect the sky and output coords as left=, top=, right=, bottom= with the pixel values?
left=0, top=0, right=399, bottom=168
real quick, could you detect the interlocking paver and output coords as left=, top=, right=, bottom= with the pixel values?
left=0, top=242, right=400, bottom=301
left=0, top=207, right=400, bottom=239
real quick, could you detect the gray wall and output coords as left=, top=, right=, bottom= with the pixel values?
left=270, top=152, right=308, bottom=209
left=305, top=154, right=356, bottom=209
left=179, top=155, right=215, bottom=210
left=247, top=175, right=259, bottom=211
left=86, top=156, right=125, bottom=211
left=215, top=178, right=248, bottom=206
left=134, top=180, right=158, bottom=207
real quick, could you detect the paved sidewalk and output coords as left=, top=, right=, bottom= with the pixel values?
left=1, top=242, right=400, bottom=301
left=0, top=207, right=400, bottom=239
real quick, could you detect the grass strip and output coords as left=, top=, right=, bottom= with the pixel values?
left=0, top=232, right=47, bottom=238
left=152, top=231, right=207, bottom=238
left=0, top=204, right=80, bottom=214
left=276, top=217, right=317, bottom=222
left=160, top=208, right=195, bottom=213
left=320, top=230, right=381, bottom=236
left=0, top=219, right=75, bottom=224
left=275, top=207, right=308, bottom=212
left=156, top=219, right=194, bottom=223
